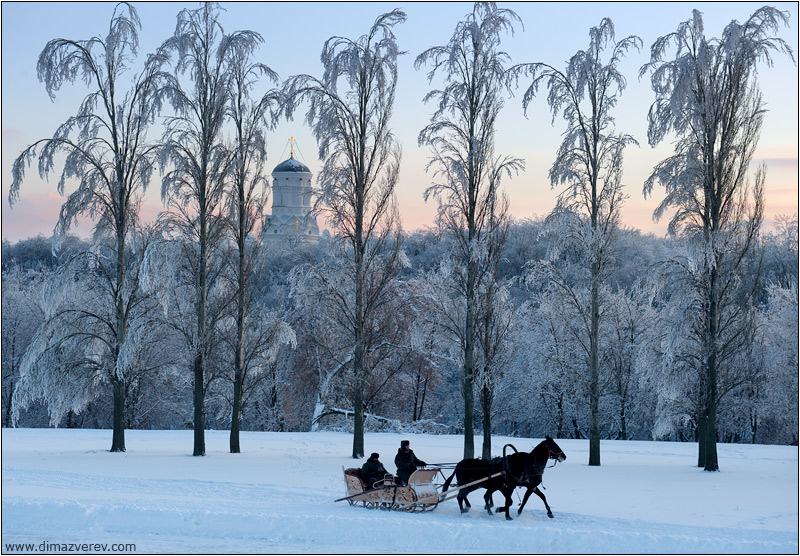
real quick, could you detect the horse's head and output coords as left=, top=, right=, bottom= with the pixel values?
left=525, top=436, right=567, bottom=478
left=544, top=435, right=566, bottom=463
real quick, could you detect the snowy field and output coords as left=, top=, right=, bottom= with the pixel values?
left=1, top=429, right=797, bottom=554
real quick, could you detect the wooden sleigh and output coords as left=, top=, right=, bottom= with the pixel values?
left=338, top=467, right=442, bottom=512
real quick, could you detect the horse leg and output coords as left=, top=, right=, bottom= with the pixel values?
left=501, top=487, right=514, bottom=520
left=533, top=486, right=554, bottom=518
left=483, top=488, right=494, bottom=515
left=517, top=486, right=534, bottom=516
left=458, top=490, right=472, bottom=514
left=495, top=493, right=508, bottom=513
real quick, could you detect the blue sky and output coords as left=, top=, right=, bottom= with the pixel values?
left=2, top=2, right=797, bottom=241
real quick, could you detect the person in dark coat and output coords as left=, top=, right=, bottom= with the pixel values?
left=394, top=439, right=426, bottom=485
left=360, top=452, right=388, bottom=488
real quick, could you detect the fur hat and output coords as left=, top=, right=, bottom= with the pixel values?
left=369, top=452, right=380, bottom=460
left=400, top=440, right=410, bottom=448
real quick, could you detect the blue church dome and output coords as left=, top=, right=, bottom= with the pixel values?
left=272, top=157, right=311, bottom=174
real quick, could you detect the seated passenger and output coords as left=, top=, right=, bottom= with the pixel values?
left=360, top=452, right=388, bottom=488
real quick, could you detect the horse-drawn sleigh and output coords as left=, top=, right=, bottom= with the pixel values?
left=336, top=436, right=566, bottom=519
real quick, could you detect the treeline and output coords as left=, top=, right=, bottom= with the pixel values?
left=4, top=215, right=797, bottom=443
left=3, top=3, right=797, bottom=469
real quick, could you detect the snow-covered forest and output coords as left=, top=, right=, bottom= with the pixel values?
left=4, top=217, right=797, bottom=441
left=3, top=2, right=798, bottom=466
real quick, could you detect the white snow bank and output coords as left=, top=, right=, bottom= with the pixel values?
left=2, top=429, right=797, bottom=554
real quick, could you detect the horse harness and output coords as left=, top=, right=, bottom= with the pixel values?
left=497, top=444, right=531, bottom=486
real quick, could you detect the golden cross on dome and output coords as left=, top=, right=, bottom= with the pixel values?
left=290, top=137, right=296, bottom=158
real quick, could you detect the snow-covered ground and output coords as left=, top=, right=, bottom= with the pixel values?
left=2, top=428, right=797, bottom=554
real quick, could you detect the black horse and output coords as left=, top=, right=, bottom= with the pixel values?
left=441, top=436, right=566, bottom=520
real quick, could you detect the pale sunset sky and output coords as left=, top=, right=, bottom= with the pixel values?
left=2, top=2, right=797, bottom=242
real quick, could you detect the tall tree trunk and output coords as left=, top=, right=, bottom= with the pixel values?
left=481, top=381, right=492, bottom=460
left=230, top=365, right=243, bottom=453
left=463, top=219, right=477, bottom=460
left=703, top=263, right=720, bottom=471
left=463, top=316, right=476, bottom=459
left=230, top=228, right=246, bottom=453
left=589, top=273, right=600, bottom=466
left=194, top=205, right=207, bottom=457
left=111, top=217, right=127, bottom=452
left=588, top=179, right=601, bottom=466
left=697, top=414, right=707, bottom=468
left=193, top=351, right=205, bottom=456
left=352, top=376, right=365, bottom=459
left=352, top=293, right=365, bottom=458
left=270, top=364, right=281, bottom=431
left=352, top=186, right=365, bottom=459
left=111, top=377, right=126, bottom=452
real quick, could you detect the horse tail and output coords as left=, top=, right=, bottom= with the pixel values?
left=442, top=469, right=457, bottom=493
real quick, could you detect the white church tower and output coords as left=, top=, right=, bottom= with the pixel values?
left=263, top=139, right=321, bottom=244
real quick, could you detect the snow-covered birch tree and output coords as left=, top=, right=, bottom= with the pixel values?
left=639, top=6, right=794, bottom=471
left=222, top=35, right=279, bottom=453
left=509, top=18, right=641, bottom=466
left=416, top=2, right=523, bottom=459
left=9, top=2, right=169, bottom=451
left=280, top=9, right=407, bottom=458
left=157, top=3, right=263, bottom=456
left=12, top=229, right=166, bottom=432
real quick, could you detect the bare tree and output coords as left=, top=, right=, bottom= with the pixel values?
left=509, top=18, right=641, bottom=466
left=223, top=35, right=279, bottom=453
left=158, top=2, right=262, bottom=456
left=280, top=10, right=406, bottom=458
left=9, top=2, right=169, bottom=451
left=416, top=2, right=523, bottom=459
left=640, top=6, right=794, bottom=471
